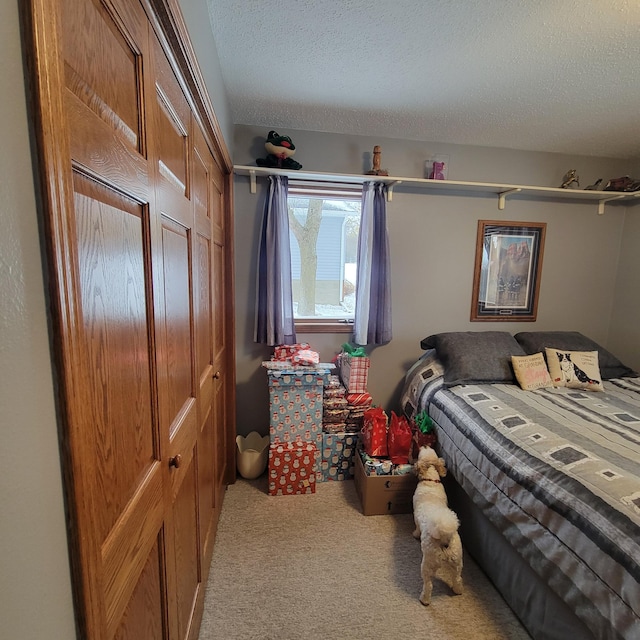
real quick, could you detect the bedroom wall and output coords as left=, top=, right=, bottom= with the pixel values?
left=177, top=0, right=233, bottom=153
left=608, top=211, right=640, bottom=371
left=0, top=0, right=76, bottom=637
left=233, top=124, right=636, bottom=436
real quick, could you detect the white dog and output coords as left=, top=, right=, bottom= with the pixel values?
left=412, top=446, right=463, bottom=605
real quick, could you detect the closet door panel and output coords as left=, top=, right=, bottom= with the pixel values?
left=72, top=167, right=164, bottom=638
left=192, top=134, right=216, bottom=557
left=113, top=536, right=165, bottom=640
left=211, top=166, right=228, bottom=492
left=150, top=29, right=200, bottom=640
left=62, top=0, right=145, bottom=155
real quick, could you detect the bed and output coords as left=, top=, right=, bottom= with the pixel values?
left=400, top=331, right=640, bottom=640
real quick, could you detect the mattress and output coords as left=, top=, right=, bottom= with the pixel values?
left=401, top=351, right=640, bottom=640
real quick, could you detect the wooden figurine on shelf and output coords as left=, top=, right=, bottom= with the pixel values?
left=560, top=169, right=580, bottom=189
left=366, top=145, right=389, bottom=176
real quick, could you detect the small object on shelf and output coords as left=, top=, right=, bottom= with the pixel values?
left=256, top=130, right=302, bottom=170
left=604, top=176, right=640, bottom=192
left=560, top=169, right=580, bottom=189
left=366, top=145, right=389, bottom=176
left=584, top=178, right=603, bottom=190
left=426, top=154, right=449, bottom=180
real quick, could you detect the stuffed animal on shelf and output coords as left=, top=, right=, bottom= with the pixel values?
left=256, top=130, right=302, bottom=170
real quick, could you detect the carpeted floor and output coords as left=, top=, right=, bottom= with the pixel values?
left=198, top=476, right=531, bottom=640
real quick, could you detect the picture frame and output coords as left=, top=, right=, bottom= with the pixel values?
left=471, top=220, right=546, bottom=322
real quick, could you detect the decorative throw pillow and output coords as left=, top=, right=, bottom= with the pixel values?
left=545, top=348, right=604, bottom=391
left=511, top=353, right=554, bottom=391
left=514, top=331, right=638, bottom=380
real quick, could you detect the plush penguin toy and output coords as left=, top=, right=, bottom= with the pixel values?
left=256, top=131, right=302, bottom=170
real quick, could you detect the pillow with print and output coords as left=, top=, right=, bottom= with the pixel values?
left=545, top=348, right=604, bottom=391
left=511, top=353, right=553, bottom=391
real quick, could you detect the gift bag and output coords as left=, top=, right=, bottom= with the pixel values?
left=387, top=411, right=413, bottom=465
left=360, top=406, right=388, bottom=457
left=410, top=411, right=437, bottom=461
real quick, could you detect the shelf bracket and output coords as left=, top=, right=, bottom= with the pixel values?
left=386, top=180, right=402, bottom=202
left=597, top=194, right=625, bottom=215
left=248, top=169, right=257, bottom=194
left=498, top=188, right=522, bottom=210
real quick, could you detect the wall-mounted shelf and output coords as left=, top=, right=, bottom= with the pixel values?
left=233, top=165, right=640, bottom=214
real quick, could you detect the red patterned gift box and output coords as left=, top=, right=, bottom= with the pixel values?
left=339, top=354, right=370, bottom=393
left=273, top=343, right=310, bottom=362
left=268, top=442, right=319, bottom=496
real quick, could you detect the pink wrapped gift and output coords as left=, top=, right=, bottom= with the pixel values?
left=292, top=349, right=319, bottom=366
left=273, top=343, right=310, bottom=362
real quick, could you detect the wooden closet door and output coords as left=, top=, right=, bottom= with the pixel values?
left=210, top=161, right=229, bottom=494
left=55, top=0, right=168, bottom=637
left=25, top=0, right=235, bottom=637
left=192, top=121, right=217, bottom=563
left=148, top=30, right=201, bottom=640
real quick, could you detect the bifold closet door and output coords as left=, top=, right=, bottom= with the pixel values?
left=55, top=0, right=170, bottom=637
left=25, top=0, right=222, bottom=637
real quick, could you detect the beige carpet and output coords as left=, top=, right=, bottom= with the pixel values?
left=198, top=475, right=531, bottom=640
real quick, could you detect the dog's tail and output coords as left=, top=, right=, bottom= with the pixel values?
left=424, top=507, right=460, bottom=547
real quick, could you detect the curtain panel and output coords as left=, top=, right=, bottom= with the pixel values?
left=254, top=175, right=297, bottom=345
left=354, top=182, right=392, bottom=345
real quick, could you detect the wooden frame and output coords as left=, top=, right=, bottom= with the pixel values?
left=471, top=220, right=546, bottom=321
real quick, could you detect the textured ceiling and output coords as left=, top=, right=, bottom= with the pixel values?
left=206, top=1, right=640, bottom=159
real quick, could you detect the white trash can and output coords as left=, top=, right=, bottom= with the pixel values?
left=236, top=432, right=270, bottom=479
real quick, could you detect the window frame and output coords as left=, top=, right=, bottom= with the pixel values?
left=287, top=180, right=362, bottom=333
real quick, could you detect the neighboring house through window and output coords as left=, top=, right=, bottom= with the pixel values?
left=287, top=181, right=362, bottom=332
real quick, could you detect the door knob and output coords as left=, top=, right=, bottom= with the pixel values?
left=169, top=454, right=182, bottom=469
left=213, top=371, right=221, bottom=379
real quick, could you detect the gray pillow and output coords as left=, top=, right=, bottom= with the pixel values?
left=420, top=331, right=526, bottom=387
left=514, top=331, right=638, bottom=380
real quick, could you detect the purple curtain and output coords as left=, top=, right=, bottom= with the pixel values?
left=254, top=175, right=297, bottom=345
left=354, top=182, right=392, bottom=345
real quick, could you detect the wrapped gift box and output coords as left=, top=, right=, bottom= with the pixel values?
left=268, top=442, right=319, bottom=496
left=339, top=354, right=370, bottom=393
left=319, top=433, right=359, bottom=482
left=264, top=364, right=332, bottom=445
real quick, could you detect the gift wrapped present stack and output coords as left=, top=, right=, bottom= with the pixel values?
left=315, top=344, right=375, bottom=482
left=262, top=343, right=334, bottom=496
left=358, top=408, right=437, bottom=478
left=320, top=375, right=358, bottom=481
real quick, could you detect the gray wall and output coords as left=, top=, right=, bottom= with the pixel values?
left=178, top=0, right=233, bottom=154
left=0, top=0, right=76, bottom=637
left=234, top=124, right=638, bottom=436
left=609, top=212, right=640, bottom=366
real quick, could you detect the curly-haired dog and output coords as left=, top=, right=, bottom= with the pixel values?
left=412, top=446, right=463, bottom=605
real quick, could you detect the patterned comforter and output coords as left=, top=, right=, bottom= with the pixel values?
left=400, top=351, right=640, bottom=640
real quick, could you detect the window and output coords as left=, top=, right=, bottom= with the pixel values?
left=287, top=182, right=361, bottom=332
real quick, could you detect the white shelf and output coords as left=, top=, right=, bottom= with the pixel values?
left=233, top=165, right=640, bottom=214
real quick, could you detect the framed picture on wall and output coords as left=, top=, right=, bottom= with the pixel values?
left=471, top=220, right=546, bottom=321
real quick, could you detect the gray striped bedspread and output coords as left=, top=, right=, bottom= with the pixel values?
left=400, top=351, right=640, bottom=640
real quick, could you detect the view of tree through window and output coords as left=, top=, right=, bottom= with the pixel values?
left=288, top=195, right=361, bottom=319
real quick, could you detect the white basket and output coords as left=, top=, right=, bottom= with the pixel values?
left=236, top=432, right=270, bottom=479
